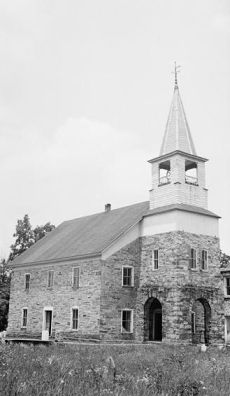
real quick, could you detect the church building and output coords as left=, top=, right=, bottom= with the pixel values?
left=7, top=74, right=225, bottom=345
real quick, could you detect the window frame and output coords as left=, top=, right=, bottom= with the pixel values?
left=191, top=311, right=196, bottom=334
left=152, top=249, right=159, bottom=270
left=201, top=249, right=208, bottom=271
left=189, top=248, right=197, bottom=270
left=225, top=277, right=230, bottom=297
left=122, top=266, right=134, bottom=287
left=72, top=267, right=80, bottom=289
left=47, top=270, right=54, bottom=288
left=21, top=308, right=28, bottom=328
left=25, top=273, right=30, bottom=291
left=121, top=309, right=133, bottom=334
left=71, top=307, right=79, bottom=331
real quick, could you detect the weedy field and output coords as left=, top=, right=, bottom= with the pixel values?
left=0, top=342, right=230, bottom=396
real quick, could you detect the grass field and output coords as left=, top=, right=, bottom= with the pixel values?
left=0, top=342, right=230, bottom=395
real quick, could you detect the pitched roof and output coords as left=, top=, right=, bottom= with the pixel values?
left=160, top=86, right=197, bottom=156
left=12, top=201, right=150, bottom=266
left=144, top=203, right=220, bottom=219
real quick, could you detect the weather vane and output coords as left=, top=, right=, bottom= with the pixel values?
left=172, top=61, right=181, bottom=88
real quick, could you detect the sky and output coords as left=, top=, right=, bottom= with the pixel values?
left=0, top=0, right=230, bottom=257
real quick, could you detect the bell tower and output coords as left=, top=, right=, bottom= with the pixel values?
left=149, top=66, right=208, bottom=210
left=136, top=66, right=224, bottom=346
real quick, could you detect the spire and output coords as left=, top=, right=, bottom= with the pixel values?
left=160, top=65, right=197, bottom=156
left=174, top=61, right=180, bottom=89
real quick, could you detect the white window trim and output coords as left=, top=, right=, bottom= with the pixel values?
left=201, top=249, right=208, bottom=271
left=72, top=267, right=80, bottom=288
left=121, top=309, right=133, bottom=334
left=42, top=306, right=53, bottom=332
left=21, top=307, right=28, bottom=328
left=71, top=306, right=79, bottom=331
left=190, top=248, right=197, bottom=270
left=152, top=249, right=159, bottom=270
left=47, top=270, right=54, bottom=288
left=25, top=273, right=30, bottom=290
left=122, top=266, right=134, bottom=287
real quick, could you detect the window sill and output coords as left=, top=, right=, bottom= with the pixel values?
left=189, top=268, right=198, bottom=271
left=121, top=331, right=133, bottom=334
left=224, top=296, right=230, bottom=299
left=201, top=269, right=208, bottom=272
left=122, top=285, right=134, bottom=288
left=71, top=329, right=79, bottom=331
left=158, top=182, right=170, bottom=187
left=72, top=286, right=80, bottom=290
left=185, top=182, right=199, bottom=187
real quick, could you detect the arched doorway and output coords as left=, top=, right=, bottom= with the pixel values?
left=144, top=298, right=162, bottom=341
left=191, top=298, right=211, bottom=345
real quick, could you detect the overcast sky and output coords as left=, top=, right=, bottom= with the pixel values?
left=0, top=0, right=230, bottom=258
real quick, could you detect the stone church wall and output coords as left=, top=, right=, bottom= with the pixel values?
left=100, top=239, right=141, bottom=340
left=7, top=230, right=225, bottom=344
left=7, top=257, right=101, bottom=340
left=135, top=231, right=224, bottom=344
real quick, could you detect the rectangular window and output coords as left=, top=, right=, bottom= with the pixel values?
left=22, top=308, right=28, bottom=328
left=72, top=308, right=78, bottom=330
left=190, top=248, right=197, bottom=269
left=121, top=310, right=133, bottom=333
left=226, top=278, right=230, bottom=296
left=47, top=270, right=54, bottom=288
left=152, top=250, right=159, bottom=270
left=122, top=267, right=134, bottom=287
left=25, top=274, right=30, bottom=290
left=191, top=312, right=196, bottom=334
left=201, top=250, right=208, bottom=270
left=72, top=267, right=80, bottom=288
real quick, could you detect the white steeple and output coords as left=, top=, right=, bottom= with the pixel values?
left=160, top=85, right=197, bottom=156
left=148, top=67, right=208, bottom=210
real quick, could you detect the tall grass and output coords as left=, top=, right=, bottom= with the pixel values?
left=0, top=343, right=230, bottom=395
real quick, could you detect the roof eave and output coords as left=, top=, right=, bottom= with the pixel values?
left=12, top=251, right=102, bottom=269
left=148, top=150, right=208, bottom=164
left=143, top=204, right=220, bottom=219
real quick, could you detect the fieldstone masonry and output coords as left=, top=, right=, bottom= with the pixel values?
left=7, top=231, right=224, bottom=344
left=7, top=257, right=102, bottom=340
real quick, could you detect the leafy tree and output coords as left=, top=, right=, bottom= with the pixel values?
left=9, top=215, right=55, bottom=261
left=9, top=214, right=35, bottom=261
left=220, top=250, right=230, bottom=268
left=0, top=259, right=11, bottom=331
left=34, top=222, right=55, bottom=242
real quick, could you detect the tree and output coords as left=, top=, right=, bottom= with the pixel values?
left=34, top=222, right=55, bottom=242
left=9, top=214, right=35, bottom=261
left=9, top=215, right=55, bottom=261
left=220, top=250, right=230, bottom=268
left=0, top=259, right=11, bottom=331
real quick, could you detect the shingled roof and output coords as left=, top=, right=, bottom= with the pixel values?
left=12, top=201, right=150, bottom=266
left=160, top=85, right=197, bottom=156
left=12, top=200, right=220, bottom=267
left=145, top=203, right=220, bottom=219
